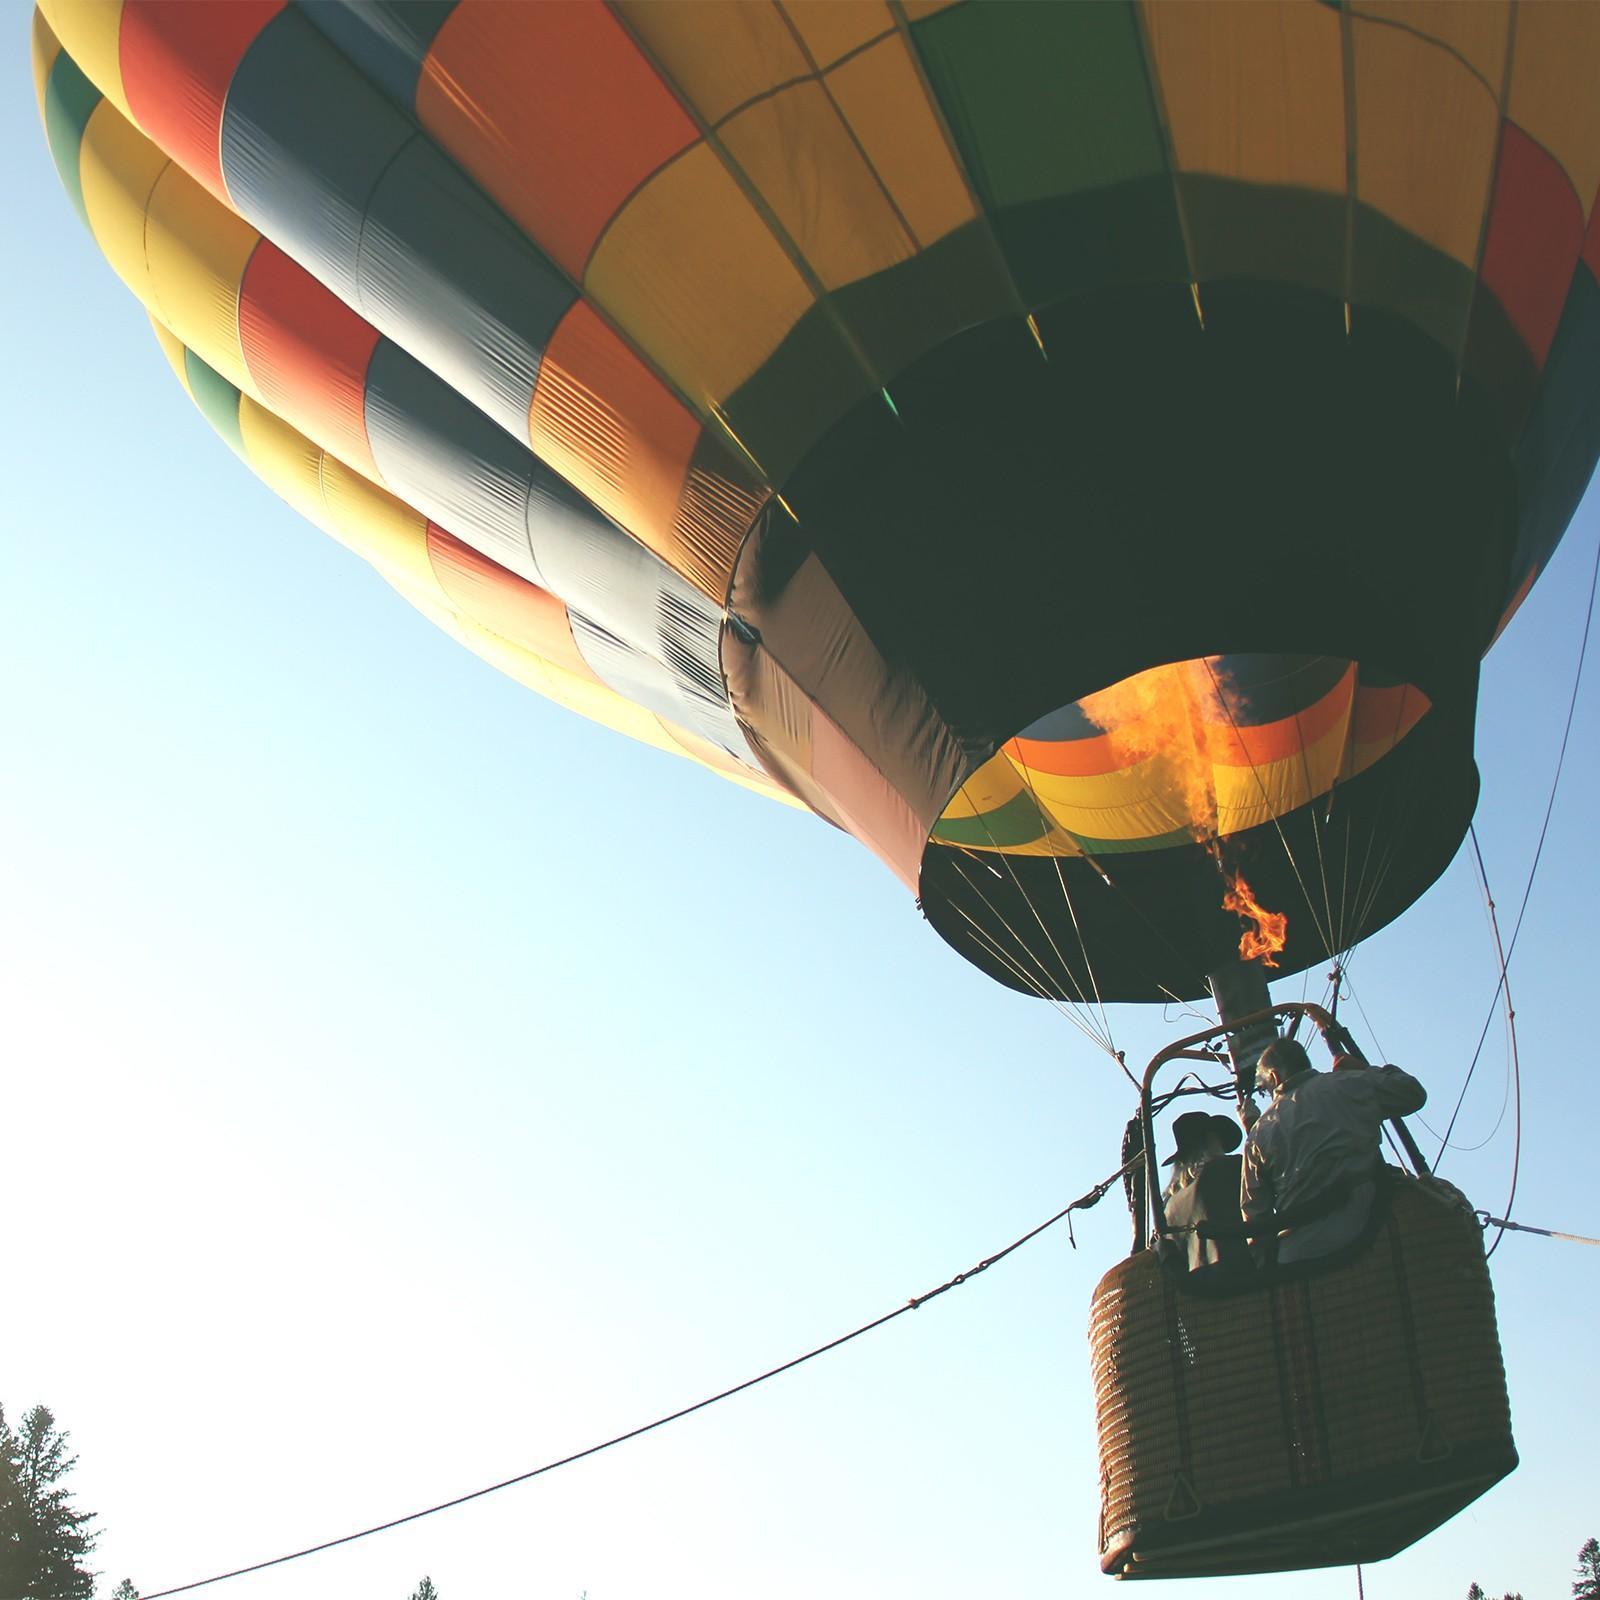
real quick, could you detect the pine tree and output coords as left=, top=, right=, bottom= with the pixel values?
left=0, top=1405, right=97, bottom=1599
left=108, top=1581, right=139, bottom=1599
left=407, top=1579, right=439, bottom=1600
left=1574, top=1537, right=1600, bottom=1600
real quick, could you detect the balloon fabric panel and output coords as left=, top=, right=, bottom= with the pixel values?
left=614, top=1, right=813, bottom=128
left=361, top=339, right=545, bottom=587
left=821, top=35, right=977, bottom=250
left=237, top=388, right=342, bottom=533
left=75, top=99, right=170, bottom=317
left=39, top=35, right=95, bottom=224
left=29, top=4, right=56, bottom=107
left=414, top=1, right=699, bottom=283
left=355, top=136, right=572, bottom=442
left=184, top=349, right=248, bottom=459
left=425, top=528, right=599, bottom=687
left=118, top=0, right=284, bottom=205
left=919, top=2, right=1167, bottom=209
left=142, top=165, right=258, bottom=394
left=716, top=79, right=921, bottom=291
left=238, top=243, right=382, bottom=482
left=37, top=0, right=129, bottom=120
left=1347, top=10, right=1499, bottom=275
left=1503, top=0, right=1600, bottom=215
left=528, top=305, right=726, bottom=603
left=222, top=11, right=575, bottom=442
left=296, top=0, right=454, bottom=114
left=1468, top=124, right=1587, bottom=432
left=583, top=142, right=827, bottom=423
left=565, top=612, right=736, bottom=763
left=1145, top=1, right=1346, bottom=196
left=218, top=8, right=410, bottom=309
left=1507, top=264, right=1600, bottom=602
left=782, top=0, right=893, bottom=72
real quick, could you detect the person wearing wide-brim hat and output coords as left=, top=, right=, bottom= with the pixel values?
left=1162, top=1110, right=1244, bottom=1202
left=1162, top=1110, right=1250, bottom=1277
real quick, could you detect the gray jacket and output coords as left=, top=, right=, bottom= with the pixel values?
left=1241, top=1063, right=1426, bottom=1262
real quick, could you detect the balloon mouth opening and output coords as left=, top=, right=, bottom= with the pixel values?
left=929, top=654, right=1431, bottom=860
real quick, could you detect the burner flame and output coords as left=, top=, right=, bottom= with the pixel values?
left=1222, top=869, right=1288, bottom=967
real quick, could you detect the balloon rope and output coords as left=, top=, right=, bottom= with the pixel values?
left=1342, top=803, right=1390, bottom=955
left=1285, top=680, right=1339, bottom=950
left=131, top=1153, right=1142, bottom=1597
left=1474, top=1213, right=1600, bottom=1248
left=948, top=850, right=1098, bottom=1019
left=961, top=786, right=1110, bottom=1041
left=941, top=884, right=1119, bottom=1057
left=1434, top=529, right=1600, bottom=1185
left=1435, top=827, right=1521, bottom=1266
left=1050, top=858, right=1119, bottom=1060
left=946, top=853, right=1126, bottom=1064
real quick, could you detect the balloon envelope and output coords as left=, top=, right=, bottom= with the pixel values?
left=33, top=0, right=1600, bottom=1002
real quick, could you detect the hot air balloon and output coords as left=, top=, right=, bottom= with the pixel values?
left=31, top=0, right=1600, bottom=1578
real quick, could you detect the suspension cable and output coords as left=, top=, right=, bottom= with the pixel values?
left=948, top=849, right=1116, bottom=1050
left=959, top=785, right=1101, bottom=1020
left=946, top=772, right=1133, bottom=1069
left=1010, top=756, right=1119, bottom=1053
left=943, top=879, right=1124, bottom=1061
left=945, top=858, right=1136, bottom=1079
left=133, top=1155, right=1141, bottom=1598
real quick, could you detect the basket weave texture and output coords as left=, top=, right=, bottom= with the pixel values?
left=1089, top=1176, right=1514, bottom=1577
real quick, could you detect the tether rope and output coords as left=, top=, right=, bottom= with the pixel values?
left=1475, top=1213, right=1600, bottom=1247
left=1434, top=531, right=1600, bottom=1182
left=131, top=1155, right=1140, bottom=1599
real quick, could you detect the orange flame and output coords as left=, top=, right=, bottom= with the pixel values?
left=1222, top=869, right=1288, bottom=967
left=1078, top=659, right=1229, bottom=841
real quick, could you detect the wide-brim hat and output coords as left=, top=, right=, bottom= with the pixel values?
left=1162, top=1110, right=1244, bottom=1164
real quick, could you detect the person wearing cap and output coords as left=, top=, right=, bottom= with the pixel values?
left=1239, top=1037, right=1426, bottom=1265
left=1161, top=1112, right=1249, bottom=1275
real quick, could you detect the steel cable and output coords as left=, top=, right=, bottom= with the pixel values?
left=131, top=1156, right=1140, bottom=1598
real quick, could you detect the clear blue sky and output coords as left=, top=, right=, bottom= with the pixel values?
left=4, top=30, right=1597, bottom=1600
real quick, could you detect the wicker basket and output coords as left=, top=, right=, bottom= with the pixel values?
left=1089, top=1175, right=1515, bottom=1577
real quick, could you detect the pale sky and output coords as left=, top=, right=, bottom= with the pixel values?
left=5, top=24, right=1598, bottom=1600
